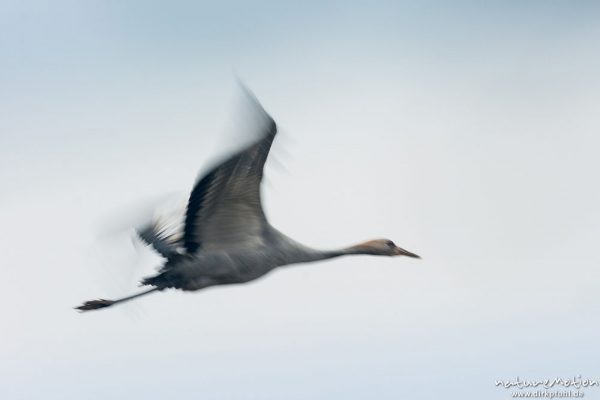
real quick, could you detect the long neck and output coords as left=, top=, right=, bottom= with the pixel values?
left=290, top=244, right=370, bottom=264
left=272, top=229, right=373, bottom=265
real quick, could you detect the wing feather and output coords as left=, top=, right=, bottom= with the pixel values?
left=137, top=222, right=183, bottom=258
left=183, top=93, right=277, bottom=254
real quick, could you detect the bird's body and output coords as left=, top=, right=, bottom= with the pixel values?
left=142, top=229, right=316, bottom=291
left=76, top=86, right=419, bottom=312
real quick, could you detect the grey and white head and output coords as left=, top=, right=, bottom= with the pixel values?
left=349, top=239, right=420, bottom=258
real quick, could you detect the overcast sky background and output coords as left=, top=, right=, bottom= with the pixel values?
left=2, top=1, right=600, bottom=399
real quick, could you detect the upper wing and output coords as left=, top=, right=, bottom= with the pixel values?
left=183, top=93, right=277, bottom=254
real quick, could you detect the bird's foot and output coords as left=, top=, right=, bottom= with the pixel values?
left=75, top=299, right=115, bottom=312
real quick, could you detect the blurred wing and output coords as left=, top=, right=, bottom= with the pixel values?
left=183, top=98, right=277, bottom=254
left=137, top=222, right=183, bottom=259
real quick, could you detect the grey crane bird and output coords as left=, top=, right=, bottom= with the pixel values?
left=76, top=88, right=420, bottom=312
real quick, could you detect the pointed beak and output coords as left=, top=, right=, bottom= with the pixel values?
left=394, top=246, right=420, bottom=258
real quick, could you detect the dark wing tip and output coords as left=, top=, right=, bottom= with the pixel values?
left=183, top=168, right=218, bottom=254
left=136, top=222, right=181, bottom=259
left=136, top=224, right=155, bottom=246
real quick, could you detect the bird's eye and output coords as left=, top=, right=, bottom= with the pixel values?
left=386, top=240, right=395, bottom=248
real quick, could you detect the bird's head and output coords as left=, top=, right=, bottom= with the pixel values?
left=349, top=239, right=420, bottom=258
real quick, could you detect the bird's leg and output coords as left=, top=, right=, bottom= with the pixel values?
left=75, top=287, right=159, bottom=312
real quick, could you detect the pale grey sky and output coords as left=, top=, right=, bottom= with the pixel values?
left=1, top=1, right=600, bottom=399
